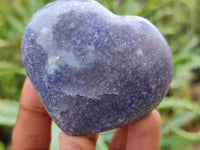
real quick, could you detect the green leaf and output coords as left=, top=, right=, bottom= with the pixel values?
left=161, top=111, right=197, bottom=135
left=171, top=126, right=200, bottom=141
left=179, top=37, right=199, bottom=56
left=0, top=100, right=19, bottom=126
left=160, top=135, right=195, bottom=149
left=96, top=134, right=108, bottom=150
left=0, top=141, right=6, bottom=150
left=100, top=130, right=114, bottom=143
left=0, top=61, right=26, bottom=76
left=158, top=98, right=200, bottom=116
left=158, top=98, right=200, bottom=142
left=50, top=122, right=61, bottom=150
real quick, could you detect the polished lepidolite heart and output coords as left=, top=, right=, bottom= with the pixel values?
left=22, top=0, right=173, bottom=135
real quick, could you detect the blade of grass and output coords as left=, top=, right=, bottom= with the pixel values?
left=171, top=126, right=200, bottom=141
left=161, top=111, right=197, bottom=135
left=0, top=99, right=19, bottom=126
left=158, top=98, right=200, bottom=115
left=50, top=122, right=61, bottom=150
left=96, top=134, right=108, bottom=150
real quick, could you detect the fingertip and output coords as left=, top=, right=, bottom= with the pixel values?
left=129, top=109, right=161, bottom=132
left=109, top=125, right=128, bottom=150
left=150, top=109, right=161, bottom=130
left=20, top=77, right=46, bottom=113
left=58, top=132, right=96, bottom=150
left=126, top=109, right=161, bottom=150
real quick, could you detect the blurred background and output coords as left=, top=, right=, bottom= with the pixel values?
left=0, top=0, right=200, bottom=149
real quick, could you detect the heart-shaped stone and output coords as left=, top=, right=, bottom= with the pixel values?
left=22, top=0, right=173, bottom=135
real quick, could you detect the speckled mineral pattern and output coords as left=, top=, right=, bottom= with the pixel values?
left=21, top=0, right=173, bottom=135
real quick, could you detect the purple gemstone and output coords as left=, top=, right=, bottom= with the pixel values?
left=21, top=0, right=173, bottom=135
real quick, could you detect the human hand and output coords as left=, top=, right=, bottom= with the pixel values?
left=12, top=77, right=161, bottom=150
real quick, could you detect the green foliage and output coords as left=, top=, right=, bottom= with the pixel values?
left=158, top=99, right=200, bottom=144
left=0, top=0, right=52, bottom=41
left=0, top=141, right=6, bottom=150
left=96, top=134, right=108, bottom=150
left=50, top=122, right=61, bottom=150
left=0, top=0, right=51, bottom=100
left=0, top=100, right=19, bottom=126
left=0, top=0, right=199, bottom=149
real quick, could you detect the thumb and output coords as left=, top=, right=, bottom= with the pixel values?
left=58, top=132, right=96, bottom=150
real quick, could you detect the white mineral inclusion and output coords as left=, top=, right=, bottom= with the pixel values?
left=87, top=45, right=95, bottom=51
left=48, top=56, right=60, bottom=65
left=61, top=51, right=81, bottom=68
left=136, top=49, right=144, bottom=56
left=151, top=84, right=156, bottom=90
left=27, top=0, right=113, bottom=73
left=69, top=23, right=75, bottom=29
left=63, top=83, right=119, bottom=100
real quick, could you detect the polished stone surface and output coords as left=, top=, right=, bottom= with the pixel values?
left=22, top=0, right=173, bottom=135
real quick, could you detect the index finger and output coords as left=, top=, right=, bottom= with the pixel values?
left=12, top=77, right=52, bottom=150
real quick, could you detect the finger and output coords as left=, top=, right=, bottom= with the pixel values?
left=12, top=77, right=52, bottom=150
left=109, top=125, right=128, bottom=150
left=86, top=134, right=99, bottom=145
left=126, top=110, right=161, bottom=150
left=59, top=132, right=97, bottom=150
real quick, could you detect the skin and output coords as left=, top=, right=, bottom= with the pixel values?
left=12, top=77, right=161, bottom=150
